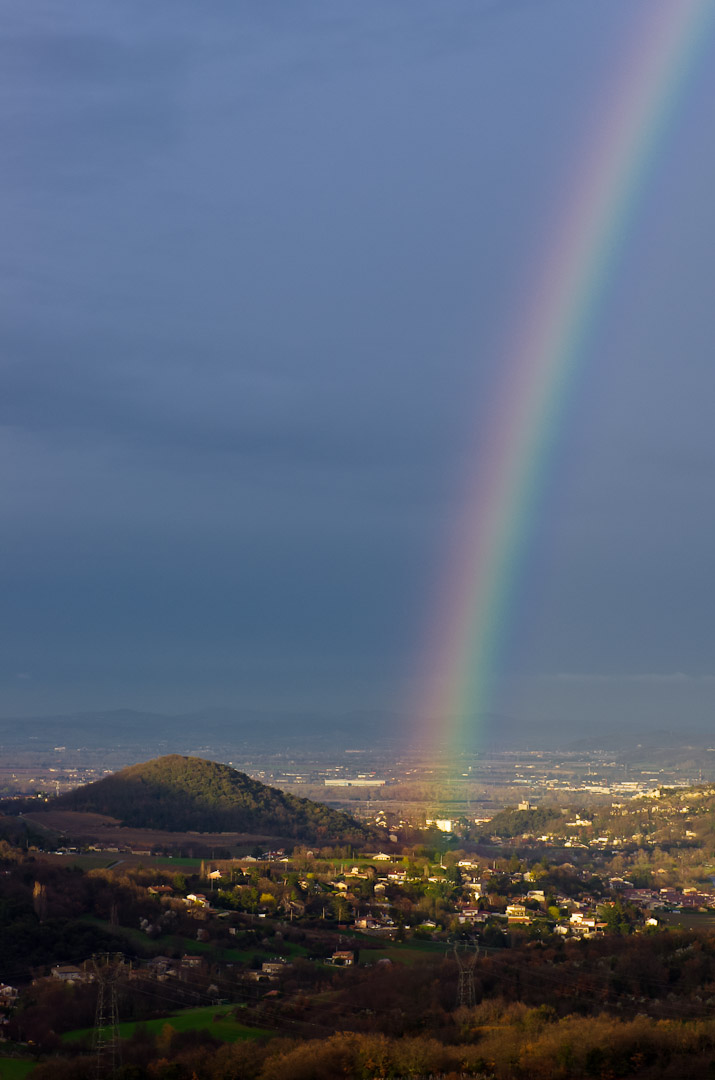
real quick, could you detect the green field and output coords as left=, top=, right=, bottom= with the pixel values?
left=0, top=1059, right=36, bottom=1079
left=42, top=853, right=225, bottom=872
left=82, top=915, right=309, bottom=965
left=360, top=939, right=447, bottom=966
left=658, top=910, right=715, bottom=931
left=138, top=856, right=206, bottom=870
left=63, top=1003, right=273, bottom=1045
left=42, top=853, right=117, bottom=871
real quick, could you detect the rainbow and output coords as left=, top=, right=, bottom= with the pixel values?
left=414, top=0, right=714, bottom=756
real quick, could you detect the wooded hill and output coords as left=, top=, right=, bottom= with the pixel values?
left=53, top=754, right=374, bottom=844
left=475, top=805, right=562, bottom=840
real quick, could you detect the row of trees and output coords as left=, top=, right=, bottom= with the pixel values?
left=26, top=1006, right=715, bottom=1079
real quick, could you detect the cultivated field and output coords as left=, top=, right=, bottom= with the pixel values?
left=22, top=809, right=284, bottom=856
left=0, top=1060, right=35, bottom=1078
left=62, top=1004, right=274, bottom=1045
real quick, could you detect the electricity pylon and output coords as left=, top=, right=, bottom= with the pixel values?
left=454, top=941, right=479, bottom=1008
left=92, top=953, right=124, bottom=1079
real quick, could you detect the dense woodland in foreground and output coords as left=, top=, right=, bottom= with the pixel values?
left=1, top=845, right=715, bottom=1078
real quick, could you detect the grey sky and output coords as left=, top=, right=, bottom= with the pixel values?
left=2, top=0, right=715, bottom=738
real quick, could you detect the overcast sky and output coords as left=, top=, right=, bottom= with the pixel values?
left=2, top=0, right=715, bottom=738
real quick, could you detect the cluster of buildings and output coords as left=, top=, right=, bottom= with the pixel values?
left=617, top=884, right=715, bottom=913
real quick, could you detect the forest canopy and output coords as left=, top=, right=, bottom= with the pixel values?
left=52, top=755, right=373, bottom=843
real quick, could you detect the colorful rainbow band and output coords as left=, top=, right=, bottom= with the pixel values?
left=414, top=0, right=714, bottom=755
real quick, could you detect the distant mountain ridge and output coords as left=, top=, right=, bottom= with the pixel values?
left=2, top=706, right=710, bottom=754
left=53, top=754, right=373, bottom=843
left=0, top=707, right=405, bottom=752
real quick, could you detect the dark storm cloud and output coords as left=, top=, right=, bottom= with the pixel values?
left=2, top=0, right=715, bottom=728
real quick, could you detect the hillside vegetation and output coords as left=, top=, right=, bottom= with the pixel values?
left=476, top=805, right=562, bottom=839
left=54, top=755, right=372, bottom=843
